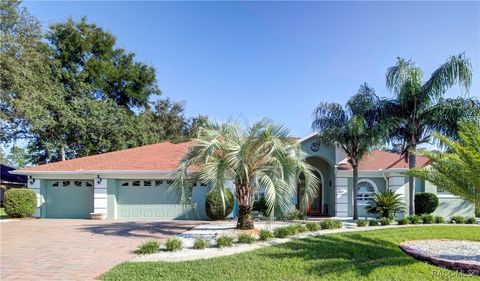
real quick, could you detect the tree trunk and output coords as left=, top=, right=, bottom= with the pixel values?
left=60, top=145, right=66, bottom=161
left=408, top=153, right=416, bottom=215
left=236, top=184, right=254, bottom=229
left=352, top=166, right=359, bottom=220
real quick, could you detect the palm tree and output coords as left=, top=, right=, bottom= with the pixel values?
left=405, top=121, right=480, bottom=208
left=365, top=190, right=406, bottom=219
left=172, top=118, right=319, bottom=229
left=312, top=84, right=391, bottom=219
left=384, top=53, right=478, bottom=215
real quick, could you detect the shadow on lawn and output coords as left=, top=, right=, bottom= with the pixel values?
left=260, top=233, right=417, bottom=278
left=80, top=221, right=199, bottom=239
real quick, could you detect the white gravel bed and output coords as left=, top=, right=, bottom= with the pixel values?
left=402, top=240, right=480, bottom=263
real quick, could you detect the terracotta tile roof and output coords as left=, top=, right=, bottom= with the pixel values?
left=16, top=141, right=195, bottom=172
left=337, top=150, right=429, bottom=171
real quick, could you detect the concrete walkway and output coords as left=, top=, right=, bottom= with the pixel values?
left=0, top=219, right=199, bottom=280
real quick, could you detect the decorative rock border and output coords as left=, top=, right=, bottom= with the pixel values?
left=400, top=240, right=480, bottom=275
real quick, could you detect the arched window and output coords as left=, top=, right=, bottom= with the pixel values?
left=356, top=180, right=377, bottom=204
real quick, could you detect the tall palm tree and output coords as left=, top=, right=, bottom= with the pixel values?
left=384, top=53, right=478, bottom=215
left=172, top=118, right=319, bottom=229
left=312, top=84, right=391, bottom=219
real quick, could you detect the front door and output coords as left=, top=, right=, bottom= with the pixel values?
left=297, top=171, right=323, bottom=215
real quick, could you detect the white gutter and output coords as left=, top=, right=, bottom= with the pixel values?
left=11, top=170, right=178, bottom=176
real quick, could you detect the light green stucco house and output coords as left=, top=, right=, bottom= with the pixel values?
left=13, top=134, right=474, bottom=220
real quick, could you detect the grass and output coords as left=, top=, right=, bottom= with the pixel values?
left=101, top=226, right=480, bottom=281
left=0, top=208, right=9, bottom=219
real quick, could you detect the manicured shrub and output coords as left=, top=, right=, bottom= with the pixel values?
left=365, top=190, right=406, bottom=219
left=293, top=223, right=307, bottom=233
left=450, top=215, right=465, bottom=224
left=434, top=216, right=445, bottom=224
left=3, top=189, right=37, bottom=218
left=379, top=218, right=391, bottom=225
left=368, top=219, right=379, bottom=226
left=305, top=222, right=320, bottom=231
left=164, top=237, right=183, bottom=251
left=253, top=197, right=270, bottom=217
left=273, top=227, right=290, bottom=238
left=414, top=193, right=439, bottom=215
left=205, top=188, right=234, bottom=220
left=397, top=218, right=409, bottom=225
left=407, top=215, right=421, bottom=224
left=136, top=240, right=159, bottom=254
left=465, top=217, right=477, bottom=224
left=421, top=214, right=435, bottom=224
left=356, top=220, right=368, bottom=227
left=193, top=238, right=207, bottom=250
left=259, top=229, right=274, bottom=240
left=216, top=235, right=234, bottom=248
left=284, top=209, right=306, bottom=220
left=285, top=225, right=299, bottom=235
left=320, top=219, right=342, bottom=230
left=237, top=233, right=256, bottom=244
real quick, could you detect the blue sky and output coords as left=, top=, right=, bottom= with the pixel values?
left=23, top=1, right=480, bottom=137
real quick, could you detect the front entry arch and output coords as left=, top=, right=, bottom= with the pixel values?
left=297, top=169, right=325, bottom=216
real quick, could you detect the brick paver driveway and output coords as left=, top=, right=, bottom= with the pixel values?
left=0, top=219, right=200, bottom=280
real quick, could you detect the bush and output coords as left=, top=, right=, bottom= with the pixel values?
left=379, top=218, right=391, bottom=225
left=216, top=235, right=234, bottom=248
left=164, top=238, right=183, bottom=251
left=434, top=216, right=445, bottom=224
left=414, top=193, right=439, bottom=215
left=237, top=233, right=256, bottom=244
left=136, top=241, right=159, bottom=254
left=3, top=189, right=37, bottom=218
left=193, top=238, right=207, bottom=250
left=356, top=220, right=368, bottom=227
left=466, top=217, right=477, bottom=224
left=450, top=215, right=465, bottom=224
left=320, top=219, right=342, bottom=229
left=285, top=225, right=299, bottom=235
left=253, top=197, right=270, bottom=217
left=397, top=218, right=409, bottom=225
left=273, top=227, right=290, bottom=238
left=305, top=222, right=320, bottom=231
left=368, top=219, right=378, bottom=226
left=407, top=215, right=421, bottom=224
left=421, top=214, right=435, bottom=224
left=284, top=209, right=306, bottom=220
left=293, top=223, right=307, bottom=233
left=365, top=190, right=406, bottom=219
left=205, top=188, right=234, bottom=220
left=259, top=229, right=274, bottom=240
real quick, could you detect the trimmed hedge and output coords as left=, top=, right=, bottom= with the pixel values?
left=205, top=188, right=234, bottom=220
left=4, top=189, right=36, bottom=218
left=414, top=193, right=439, bottom=215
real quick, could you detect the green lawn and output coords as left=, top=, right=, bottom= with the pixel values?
left=101, top=226, right=480, bottom=281
left=0, top=208, right=8, bottom=219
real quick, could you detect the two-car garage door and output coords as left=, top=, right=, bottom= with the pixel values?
left=45, top=180, right=94, bottom=218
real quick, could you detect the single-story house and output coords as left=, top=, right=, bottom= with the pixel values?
left=1, top=164, right=28, bottom=205
left=12, top=134, right=474, bottom=220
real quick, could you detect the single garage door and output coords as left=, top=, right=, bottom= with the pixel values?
left=117, top=180, right=189, bottom=219
left=45, top=180, right=94, bottom=218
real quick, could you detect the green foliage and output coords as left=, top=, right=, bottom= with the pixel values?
left=136, top=241, right=159, bottom=254
left=365, top=190, right=406, bottom=219
left=237, top=233, right=256, bottom=244
left=259, top=229, right=274, bottom=241
left=379, top=218, right=391, bottom=225
left=273, top=227, right=291, bottom=238
left=216, top=236, right=234, bottom=248
left=434, top=216, right=445, bottom=224
left=356, top=220, right=368, bottom=227
left=406, top=122, right=480, bottom=207
left=253, top=197, right=270, bottom=217
left=193, top=238, right=207, bottom=250
left=3, top=189, right=36, bottom=218
left=172, top=119, right=319, bottom=229
left=164, top=238, right=183, bottom=252
left=450, top=216, right=465, bottom=224
left=319, top=219, right=342, bottom=230
left=4, top=146, right=29, bottom=168
left=421, top=214, right=435, bottom=224
left=397, top=218, right=409, bottom=225
left=465, top=217, right=477, bottom=224
left=293, top=223, right=307, bottom=233
left=407, top=215, right=421, bottom=224
left=305, top=222, right=320, bottom=231
left=284, top=209, right=306, bottom=220
left=205, top=188, right=234, bottom=220
left=414, top=193, right=439, bottom=215
left=368, top=219, right=379, bottom=226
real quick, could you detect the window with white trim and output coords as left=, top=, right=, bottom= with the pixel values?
left=356, top=180, right=377, bottom=204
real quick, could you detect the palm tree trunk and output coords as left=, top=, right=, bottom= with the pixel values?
left=236, top=184, right=254, bottom=229
left=352, top=166, right=359, bottom=220
left=408, top=153, right=416, bottom=215
left=60, top=145, right=66, bottom=161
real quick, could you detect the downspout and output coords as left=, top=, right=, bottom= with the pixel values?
left=381, top=169, right=389, bottom=191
